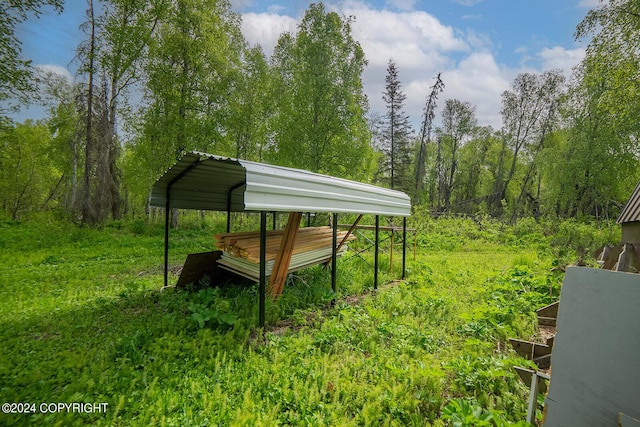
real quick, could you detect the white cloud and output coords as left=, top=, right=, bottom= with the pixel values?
left=267, top=4, right=286, bottom=14
left=338, top=2, right=473, bottom=125
left=344, top=4, right=469, bottom=67
left=577, top=0, right=600, bottom=8
left=240, top=12, right=298, bottom=54
left=538, top=46, right=585, bottom=77
left=440, top=53, right=512, bottom=128
left=238, top=1, right=580, bottom=129
left=35, top=63, right=73, bottom=83
left=229, top=0, right=254, bottom=10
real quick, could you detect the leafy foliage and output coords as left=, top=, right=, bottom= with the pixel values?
left=1, top=214, right=620, bottom=425
left=0, top=0, right=63, bottom=113
left=270, top=3, right=373, bottom=180
left=0, top=120, right=57, bottom=219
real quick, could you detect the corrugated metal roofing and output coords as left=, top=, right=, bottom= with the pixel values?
left=617, top=181, right=640, bottom=224
left=150, top=151, right=411, bottom=217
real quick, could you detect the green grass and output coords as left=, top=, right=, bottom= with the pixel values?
left=0, top=214, right=618, bottom=426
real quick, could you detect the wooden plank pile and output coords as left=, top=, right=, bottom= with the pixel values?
left=511, top=300, right=558, bottom=424
left=214, top=226, right=356, bottom=283
left=510, top=300, right=558, bottom=370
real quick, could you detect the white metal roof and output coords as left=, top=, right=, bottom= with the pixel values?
left=150, top=151, right=411, bottom=217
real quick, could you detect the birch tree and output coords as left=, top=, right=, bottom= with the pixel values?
left=437, top=99, right=477, bottom=212
left=271, top=3, right=372, bottom=180
left=0, top=0, right=63, bottom=116
left=490, top=71, right=564, bottom=217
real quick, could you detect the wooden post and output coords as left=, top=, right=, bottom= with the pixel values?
left=268, top=212, right=302, bottom=297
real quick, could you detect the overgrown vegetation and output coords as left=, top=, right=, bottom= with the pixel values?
left=2, top=1, right=639, bottom=224
left=0, top=214, right=619, bottom=425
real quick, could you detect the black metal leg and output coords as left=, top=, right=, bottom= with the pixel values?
left=259, top=211, right=267, bottom=328
left=374, top=215, right=379, bottom=290
left=331, top=213, right=338, bottom=297
left=402, top=216, right=407, bottom=280
left=164, top=189, right=170, bottom=288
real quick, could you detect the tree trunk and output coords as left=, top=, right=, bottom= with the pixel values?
left=82, top=0, right=96, bottom=225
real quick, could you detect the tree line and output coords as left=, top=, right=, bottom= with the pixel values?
left=1, top=0, right=639, bottom=224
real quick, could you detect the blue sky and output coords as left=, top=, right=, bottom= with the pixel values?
left=14, top=0, right=598, bottom=128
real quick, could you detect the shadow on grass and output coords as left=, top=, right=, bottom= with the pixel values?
left=0, top=281, right=264, bottom=426
left=0, top=257, right=378, bottom=425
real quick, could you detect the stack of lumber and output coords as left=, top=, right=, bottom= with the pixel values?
left=511, top=300, right=558, bottom=370
left=214, top=226, right=355, bottom=280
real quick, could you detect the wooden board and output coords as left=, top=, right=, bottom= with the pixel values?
left=214, top=224, right=356, bottom=293
left=217, top=247, right=348, bottom=281
left=514, top=366, right=549, bottom=394
left=215, top=226, right=355, bottom=263
left=537, top=301, right=559, bottom=318
left=537, top=316, right=557, bottom=327
left=176, top=251, right=232, bottom=289
left=509, top=338, right=551, bottom=359
left=269, top=212, right=302, bottom=297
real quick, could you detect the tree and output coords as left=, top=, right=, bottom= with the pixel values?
left=455, top=126, right=499, bottom=213
left=96, top=0, right=162, bottom=221
left=141, top=0, right=242, bottom=160
left=79, top=0, right=98, bottom=224
left=131, top=0, right=244, bottom=222
left=227, top=45, right=272, bottom=161
left=490, top=71, right=564, bottom=217
left=0, top=120, right=56, bottom=219
left=270, top=3, right=373, bottom=180
left=558, top=0, right=640, bottom=217
left=380, top=58, right=413, bottom=191
left=436, top=99, right=477, bottom=212
left=415, top=72, right=444, bottom=204
left=39, top=69, right=84, bottom=214
left=542, top=56, right=638, bottom=218
left=0, top=0, right=63, bottom=116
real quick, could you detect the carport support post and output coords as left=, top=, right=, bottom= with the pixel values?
left=331, top=213, right=338, bottom=295
left=402, top=216, right=407, bottom=279
left=374, top=215, right=379, bottom=290
left=259, top=211, right=267, bottom=328
left=164, top=189, right=170, bottom=288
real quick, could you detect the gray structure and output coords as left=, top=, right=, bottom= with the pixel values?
left=543, top=267, right=640, bottom=426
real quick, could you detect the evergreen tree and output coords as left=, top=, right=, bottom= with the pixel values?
left=380, top=59, right=413, bottom=192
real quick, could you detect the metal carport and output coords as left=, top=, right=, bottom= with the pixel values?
left=151, top=151, right=412, bottom=327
